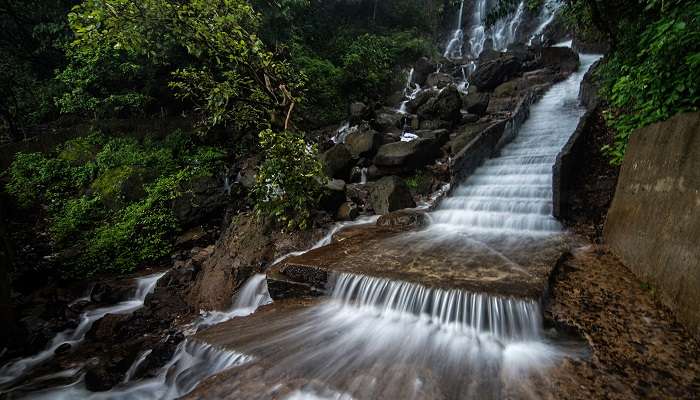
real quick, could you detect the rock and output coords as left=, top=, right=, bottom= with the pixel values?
left=320, top=144, right=354, bottom=180
left=349, top=101, right=371, bottom=123
left=425, top=72, right=455, bottom=88
left=86, top=364, right=123, bottom=392
left=377, top=209, right=429, bottom=229
left=187, top=213, right=318, bottom=310
left=418, top=119, right=451, bottom=130
left=90, top=281, right=136, bottom=305
left=172, top=175, right=227, bottom=226
left=539, top=47, right=579, bottom=75
left=415, top=129, right=450, bottom=146
left=471, top=53, right=522, bottom=91
left=417, top=85, right=462, bottom=123
left=579, top=59, right=603, bottom=110
left=373, top=138, right=440, bottom=174
left=462, top=91, right=490, bottom=116
left=336, top=202, right=359, bottom=221
left=320, top=179, right=347, bottom=213
left=54, top=342, right=72, bottom=355
left=90, top=166, right=157, bottom=209
left=372, top=112, right=402, bottom=133
left=87, top=313, right=130, bottom=341
left=413, top=57, right=436, bottom=86
left=460, top=112, right=480, bottom=124
left=175, top=226, right=207, bottom=248
left=405, top=88, right=438, bottom=114
left=493, top=78, right=528, bottom=98
left=346, top=183, right=371, bottom=210
left=236, top=157, right=258, bottom=189
left=369, top=176, right=416, bottom=214
left=345, top=130, right=381, bottom=158
left=448, top=122, right=493, bottom=155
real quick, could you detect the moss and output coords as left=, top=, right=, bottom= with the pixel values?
left=58, top=134, right=104, bottom=164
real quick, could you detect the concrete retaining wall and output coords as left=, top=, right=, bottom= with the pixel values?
left=605, top=112, right=700, bottom=339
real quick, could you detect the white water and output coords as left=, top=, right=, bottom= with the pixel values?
left=18, top=274, right=272, bottom=400
left=429, top=53, right=601, bottom=236
left=528, top=0, right=563, bottom=45
left=492, top=1, right=526, bottom=52
left=443, top=0, right=465, bottom=58
left=0, top=272, right=165, bottom=386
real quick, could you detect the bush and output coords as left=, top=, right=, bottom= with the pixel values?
left=5, top=131, right=227, bottom=277
left=253, top=129, right=325, bottom=230
left=600, top=2, right=700, bottom=164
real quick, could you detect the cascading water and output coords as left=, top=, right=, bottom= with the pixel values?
left=528, top=0, right=563, bottom=46
left=491, top=0, right=526, bottom=51
left=443, top=0, right=465, bottom=59
left=429, top=52, right=602, bottom=236
left=14, top=274, right=272, bottom=399
left=0, top=272, right=165, bottom=387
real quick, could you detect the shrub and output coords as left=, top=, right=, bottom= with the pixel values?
left=253, top=129, right=325, bottom=230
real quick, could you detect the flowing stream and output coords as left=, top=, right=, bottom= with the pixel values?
left=0, top=272, right=165, bottom=387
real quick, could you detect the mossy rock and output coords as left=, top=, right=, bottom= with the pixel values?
left=91, top=166, right=156, bottom=208
left=58, top=135, right=103, bottom=165
left=449, top=122, right=493, bottom=155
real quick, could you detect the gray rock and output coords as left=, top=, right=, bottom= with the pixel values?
left=417, top=85, right=462, bottom=123
left=369, top=176, right=416, bottom=214
left=345, top=130, right=381, bottom=158
left=373, top=138, right=440, bottom=174
left=462, top=91, right=490, bottom=116
left=418, top=119, right=451, bottom=130
left=471, top=53, right=522, bottom=91
left=320, top=144, right=354, bottom=180
left=373, top=112, right=402, bottom=132
left=426, top=72, right=455, bottom=88
left=377, top=209, right=429, bottom=229
left=413, top=57, right=436, bottom=86
left=415, top=129, right=450, bottom=146
left=349, top=101, right=371, bottom=123
left=172, top=175, right=227, bottom=225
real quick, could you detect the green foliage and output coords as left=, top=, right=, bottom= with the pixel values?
left=253, top=129, right=324, bottom=230
left=61, top=0, right=303, bottom=132
left=598, top=1, right=700, bottom=164
left=5, top=131, right=227, bottom=276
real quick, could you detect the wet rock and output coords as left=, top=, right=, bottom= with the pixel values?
left=415, top=129, right=450, bottom=146
left=372, top=112, right=402, bottom=133
left=345, top=130, right=381, bottom=158
left=320, top=179, right=347, bottom=214
left=236, top=157, right=258, bottom=189
left=539, top=46, right=580, bottom=74
left=418, top=119, right=451, bottom=130
left=377, top=209, right=429, bottom=229
left=187, top=213, right=319, bottom=310
left=336, top=202, right=359, bottom=221
left=417, top=85, right=462, bottom=123
left=349, top=101, right=371, bottom=123
left=320, top=144, right=353, bottom=181
left=54, top=342, right=72, bottom=355
left=579, top=59, right=604, bottom=110
left=448, top=122, right=493, bottom=155
left=412, top=57, right=435, bottom=86
left=91, top=281, right=136, bottom=304
left=87, top=313, right=131, bottom=341
left=460, top=112, right=480, bottom=124
left=346, top=183, right=371, bottom=210
left=425, top=72, right=455, bottom=88
left=369, top=176, right=416, bottom=214
left=373, top=139, right=440, bottom=174
left=405, top=88, right=438, bottom=114
left=471, top=53, right=522, bottom=91
left=462, top=91, right=490, bottom=116
left=172, top=175, right=227, bottom=226
left=85, top=364, right=124, bottom=392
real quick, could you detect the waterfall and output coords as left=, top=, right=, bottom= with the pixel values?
left=193, top=274, right=273, bottom=330
left=0, top=272, right=165, bottom=386
left=443, top=0, right=465, bottom=58
left=330, top=273, right=542, bottom=340
left=492, top=0, right=526, bottom=51
left=429, top=53, right=602, bottom=236
left=528, top=0, right=563, bottom=45
left=467, top=0, right=488, bottom=59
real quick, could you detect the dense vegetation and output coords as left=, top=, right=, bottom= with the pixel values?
left=1, top=0, right=447, bottom=278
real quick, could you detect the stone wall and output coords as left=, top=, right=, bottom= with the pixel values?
left=605, top=112, right=700, bottom=339
left=450, top=90, right=538, bottom=184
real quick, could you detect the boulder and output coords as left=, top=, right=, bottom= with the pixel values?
left=320, top=144, right=354, bottom=180
left=579, top=59, right=603, bottom=110
left=346, top=183, right=371, bottom=210
left=349, top=101, right=371, bottom=123
left=377, top=209, right=429, bottom=229
left=471, top=53, right=523, bottom=91
left=172, top=175, right=227, bottom=226
left=417, top=85, right=462, bottom=123
left=336, top=201, right=359, bottom=221
left=405, top=88, right=438, bottom=114
left=539, top=46, right=579, bottom=74
left=462, top=91, right=490, bottom=116
left=369, top=176, right=416, bottom=215
left=418, top=119, right=451, bottom=130
left=415, top=129, right=450, bottom=146
left=413, top=57, right=436, bottom=86
left=373, top=138, right=440, bottom=174
left=345, top=130, right=381, bottom=158
left=372, top=112, right=402, bottom=133
left=460, top=112, right=480, bottom=124
left=425, top=72, right=455, bottom=88
left=320, top=179, right=347, bottom=213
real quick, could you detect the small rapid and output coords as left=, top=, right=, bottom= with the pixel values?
left=0, top=272, right=165, bottom=387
